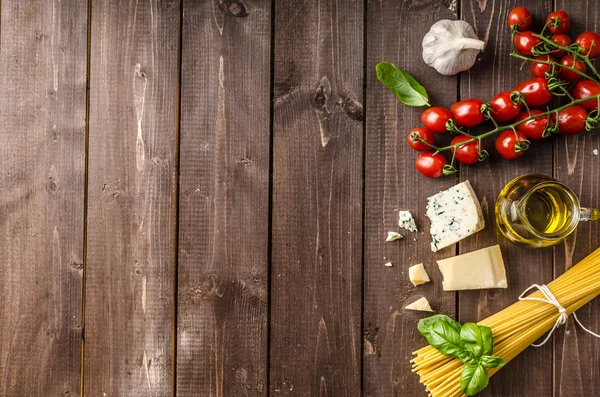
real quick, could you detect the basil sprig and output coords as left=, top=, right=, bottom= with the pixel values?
left=418, top=315, right=506, bottom=396
left=376, top=62, right=430, bottom=107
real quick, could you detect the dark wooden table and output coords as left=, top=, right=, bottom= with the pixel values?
left=1, top=0, right=599, bottom=396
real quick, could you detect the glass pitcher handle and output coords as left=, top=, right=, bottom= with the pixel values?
left=580, top=207, right=600, bottom=221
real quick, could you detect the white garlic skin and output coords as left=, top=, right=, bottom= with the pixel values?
left=422, top=19, right=486, bottom=76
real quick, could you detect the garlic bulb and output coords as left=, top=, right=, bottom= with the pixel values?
left=422, top=19, right=486, bottom=76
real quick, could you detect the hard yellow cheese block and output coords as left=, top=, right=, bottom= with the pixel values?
left=437, top=245, right=507, bottom=291
left=409, top=263, right=430, bottom=286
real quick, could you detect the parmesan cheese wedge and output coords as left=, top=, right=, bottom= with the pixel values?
left=405, top=297, right=434, bottom=312
left=409, top=263, right=430, bottom=286
left=436, top=245, right=508, bottom=291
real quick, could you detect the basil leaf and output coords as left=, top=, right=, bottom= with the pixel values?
left=376, top=62, right=430, bottom=107
left=424, top=320, right=463, bottom=357
left=458, top=350, right=480, bottom=367
left=460, top=364, right=489, bottom=396
left=479, top=325, right=494, bottom=356
left=460, top=323, right=485, bottom=357
left=481, top=355, right=506, bottom=369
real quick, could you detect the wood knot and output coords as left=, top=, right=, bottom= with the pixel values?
left=237, top=156, right=252, bottom=166
left=339, top=95, right=364, bottom=121
left=35, top=31, right=45, bottom=40
left=313, top=76, right=331, bottom=109
left=48, top=177, right=59, bottom=193
left=70, top=260, right=84, bottom=271
left=221, top=0, right=248, bottom=17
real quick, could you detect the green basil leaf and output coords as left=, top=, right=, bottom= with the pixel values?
left=479, top=325, right=494, bottom=356
left=460, top=323, right=485, bottom=357
left=460, top=364, right=489, bottom=396
left=425, top=320, right=463, bottom=357
left=481, top=355, right=506, bottom=369
left=376, top=62, right=430, bottom=107
left=458, top=350, right=480, bottom=367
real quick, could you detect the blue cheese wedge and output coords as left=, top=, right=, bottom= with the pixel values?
left=426, top=181, right=484, bottom=252
left=398, top=210, right=418, bottom=232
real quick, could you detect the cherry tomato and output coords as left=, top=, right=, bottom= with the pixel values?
left=551, top=34, right=572, bottom=58
left=421, top=107, right=453, bottom=133
left=558, top=55, right=586, bottom=82
left=508, top=6, right=532, bottom=31
left=572, top=80, right=600, bottom=111
left=554, top=105, right=588, bottom=135
left=546, top=10, right=570, bottom=34
left=408, top=128, right=436, bottom=151
left=450, top=99, right=486, bottom=127
left=515, top=110, right=549, bottom=140
left=575, top=32, right=600, bottom=58
left=495, top=130, right=528, bottom=160
left=450, top=135, right=481, bottom=165
left=512, top=78, right=553, bottom=107
left=415, top=152, right=447, bottom=178
left=530, top=55, right=556, bottom=78
left=489, top=91, right=522, bottom=122
left=514, top=31, right=541, bottom=56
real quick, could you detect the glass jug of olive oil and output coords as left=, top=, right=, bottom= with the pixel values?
left=496, top=174, right=599, bottom=248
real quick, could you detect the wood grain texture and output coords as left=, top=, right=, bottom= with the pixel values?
left=364, top=1, right=458, bottom=396
left=84, top=0, right=179, bottom=395
left=0, top=0, right=87, bottom=395
left=459, top=1, right=554, bottom=396
left=554, top=2, right=600, bottom=396
left=270, top=0, right=363, bottom=395
left=176, top=1, right=270, bottom=396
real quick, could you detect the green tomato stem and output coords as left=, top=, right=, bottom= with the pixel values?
left=510, top=52, right=599, bottom=83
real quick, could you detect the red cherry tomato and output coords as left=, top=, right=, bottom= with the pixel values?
left=572, top=80, right=600, bottom=111
left=407, top=128, right=436, bottom=151
left=421, top=107, right=453, bottom=133
left=495, top=130, right=528, bottom=160
left=508, top=6, right=532, bottom=31
left=546, top=10, right=570, bottom=34
left=575, top=32, right=600, bottom=58
left=551, top=34, right=572, bottom=58
left=450, top=135, right=481, bottom=165
left=489, top=91, right=522, bottom=122
left=530, top=55, right=556, bottom=78
left=512, top=78, right=553, bottom=107
left=554, top=105, right=588, bottom=135
left=515, top=110, right=549, bottom=140
left=514, top=31, right=541, bottom=56
left=558, top=55, right=586, bottom=82
left=415, top=152, right=447, bottom=178
left=450, top=99, right=486, bottom=127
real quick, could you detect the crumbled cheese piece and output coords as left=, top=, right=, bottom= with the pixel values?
left=437, top=245, right=507, bottom=291
left=409, top=263, right=430, bottom=286
left=398, top=210, right=418, bottom=232
left=386, top=231, right=403, bottom=242
left=593, top=149, right=599, bottom=156
left=384, top=262, right=393, bottom=267
left=405, top=297, right=434, bottom=312
left=426, top=181, right=485, bottom=252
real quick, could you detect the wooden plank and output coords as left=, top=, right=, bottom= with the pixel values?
left=84, top=1, right=179, bottom=395
left=458, top=1, right=554, bottom=396
left=176, top=1, right=271, bottom=396
left=554, top=1, right=600, bottom=396
left=270, top=0, right=363, bottom=394
left=363, top=1, right=458, bottom=396
left=0, top=0, right=87, bottom=395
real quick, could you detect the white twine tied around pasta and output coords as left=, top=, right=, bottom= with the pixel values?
left=519, top=284, right=600, bottom=347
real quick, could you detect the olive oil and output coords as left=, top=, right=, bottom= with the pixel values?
left=495, top=174, right=585, bottom=248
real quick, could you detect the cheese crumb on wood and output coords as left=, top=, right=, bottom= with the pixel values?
left=398, top=210, right=418, bottom=232
left=405, top=297, right=434, bottom=312
left=409, top=263, right=430, bottom=286
left=386, top=231, right=403, bottom=242
left=426, top=180, right=484, bottom=252
left=437, top=245, right=507, bottom=291
left=384, top=262, right=393, bottom=267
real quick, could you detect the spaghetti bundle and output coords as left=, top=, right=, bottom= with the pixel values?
left=412, top=247, right=600, bottom=397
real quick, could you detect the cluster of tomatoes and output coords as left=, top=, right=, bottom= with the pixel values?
left=410, top=7, right=600, bottom=178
